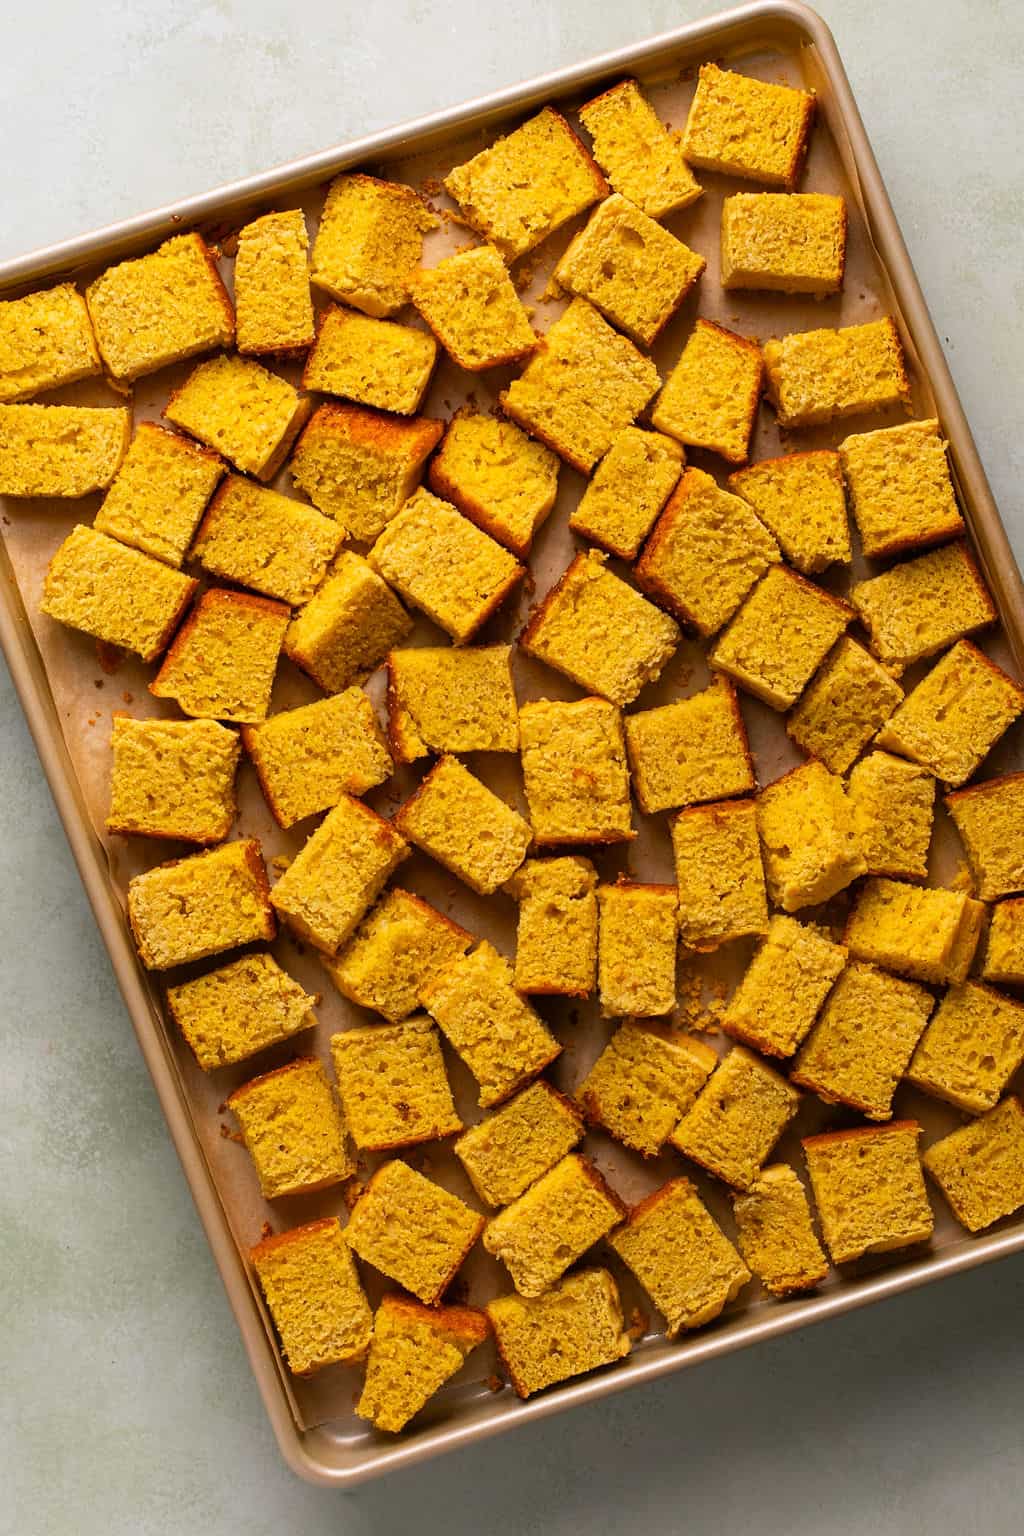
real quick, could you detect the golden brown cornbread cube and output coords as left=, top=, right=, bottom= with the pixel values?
left=0, top=282, right=101, bottom=402
left=330, top=1016, right=462, bottom=1152
left=851, top=540, right=996, bottom=671
left=731, top=1165, right=829, bottom=1297
left=428, top=409, right=559, bottom=559
left=126, top=839, right=274, bottom=970
left=228, top=1057, right=354, bottom=1199
left=650, top=320, right=764, bottom=465
left=787, top=638, right=904, bottom=775
left=454, top=1081, right=584, bottom=1207
left=848, top=751, right=936, bottom=881
left=302, top=306, right=438, bottom=416
left=624, top=677, right=755, bottom=815
left=94, top=422, right=224, bottom=567
left=242, top=688, right=393, bottom=830
left=682, top=63, right=815, bottom=190
left=597, top=882, right=678, bottom=1018
left=577, top=1022, right=717, bottom=1157
left=386, top=644, right=518, bottom=763
left=947, top=774, right=1024, bottom=901
left=672, top=799, right=769, bottom=951
left=395, top=755, right=532, bottom=895
left=728, top=451, right=851, bottom=576
left=290, top=403, right=442, bottom=543
left=234, top=209, right=315, bottom=355
left=284, top=552, right=412, bottom=695
left=164, top=353, right=312, bottom=481
left=444, top=106, right=607, bottom=262
left=671, top=1046, right=799, bottom=1191
left=844, top=877, right=985, bottom=987
left=802, top=1121, right=933, bottom=1265
left=763, top=318, right=911, bottom=429
left=357, top=1295, right=489, bottom=1434
left=757, top=760, right=867, bottom=912
left=923, top=1097, right=1024, bottom=1233
left=107, top=715, right=240, bottom=844
left=721, top=193, right=847, bottom=295
left=506, top=856, right=597, bottom=996
left=166, top=952, right=318, bottom=1071
left=324, top=887, right=472, bottom=1023
left=486, top=1268, right=630, bottom=1399
left=150, top=589, right=288, bottom=725
left=344, top=1159, right=484, bottom=1306
left=710, top=565, right=853, bottom=711
left=251, top=1218, right=372, bottom=1375
left=723, top=914, right=846, bottom=1059
left=840, top=418, right=963, bottom=560
left=907, top=981, right=1024, bottom=1115
left=190, top=476, right=341, bottom=606
left=0, top=403, right=131, bottom=497
left=411, top=244, right=536, bottom=370
left=569, top=427, right=683, bottom=562
left=578, top=79, right=702, bottom=219
left=310, top=172, right=438, bottom=317
left=982, top=899, right=1024, bottom=987
left=41, top=524, right=195, bottom=662
left=482, top=1153, right=625, bottom=1297
left=518, top=697, right=634, bottom=846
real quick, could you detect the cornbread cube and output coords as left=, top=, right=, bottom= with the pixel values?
left=0, top=403, right=130, bottom=497
left=577, top=1022, right=717, bottom=1157
left=787, top=638, right=903, bottom=775
left=757, top=760, right=866, bottom=912
left=190, top=477, right=341, bottom=606
left=597, top=882, right=678, bottom=1018
left=345, top=1159, right=484, bottom=1306
left=802, top=1122, right=933, bottom=1265
left=763, top=318, right=911, bottom=429
left=369, top=488, right=523, bottom=645
left=723, top=915, right=846, bottom=1058
left=682, top=64, right=815, bottom=190
left=242, top=688, right=392, bottom=830
left=923, top=1097, right=1024, bottom=1233
left=569, top=427, right=683, bottom=562
left=166, top=953, right=317, bottom=1071
left=108, top=716, right=240, bottom=843
left=610, top=1177, right=750, bottom=1335
left=845, top=878, right=985, bottom=986
left=0, top=282, right=101, bottom=402
left=127, top=839, right=274, bottom=970
left=578, top=79, right=702, bottom=219
left=672, top=799, right=769, bottom=950
left=164, top=353, right=311, bottom=481
left=487, top=1268, right=630, bottom=1399
left=848, top=751, right=936, bottom=880
left=651, top=320, right=764, bottom=465
left=506, top=856, right=597, bottom=996
left=85, top=232, right=234, bottom=383
left=634, top=467, right=780, bottom=637
left=94, top=422, right=224, bottom=567
left=290, top=403, right=442, bottom=543
left=500, top=299, right=660, bottom=474
left=907, top=981, right=1024, bottom=1114
left=520, top=550, right=679, bottom=706
left=251, top=1218, right=372, bottom=1375
left=840, top=418, right=963, bottom=560
left=983, top=899, right=1024, bottom=987
left=269, top=794, right=409, bottom=954
left=948, top=774, right=1024, bottom=901
left=482, top=1154, right=625, bottom=1297
left=671, top=1046, right=800, bottom=1191
left=454, top=1082, right=584, bottom=1207
left=229, top=1057, right=354, bottom=1199
left=284, top=552, right=412, bottom=694
left=386, top=644, right=519, bottom=763
left=324, top=887, right=471, bottom=1023
left=150, top=589, right=288, bottom=724
left=421, top=941, right=562, bottom=1108
left=41, top=524, right=195, bottom=662
left=234, top=209, right=314, bottom=355
left=721, top=193, right=846, bottom=295
left=394, top=756, right=532, bottom=895
left=710, top=565, right=853, bottom=711
left=428, top=409, right=559, bottom=558
left=330, top=1017, right=461, bottom=1151
left=357, top=1295, right=489, bottom=1433
left=411, top=245, right=536, bottom=370
left=876, top=641, right=1024, bottom=787
left=792, top=961, right=934, bottom=1120
left=851, top=541, right=996, bottom=670
left=728, top=451, right=850, bottom=576
left=731, top=1165, right=829, bottom=1297
left=310, top=172, right=438, bottom=317
left=518, top=697, right=634, bottom=846
left=624, top=677, right=755, bottom=814
left=302, top=306, right=437, bottom=416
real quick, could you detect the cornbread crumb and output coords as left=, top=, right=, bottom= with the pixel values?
left=723, top=914, right=846, bottom=1058
left=682, top=63, right=815, bottom=190
left=803, top=1121, right=933, bottom=1265
left=486, top=1268, right=630, bottom=1399
left=845, top=877, right=985, bottom=986
left=41, top=524, right=195, bottom=661
left=330, top=1016, right=461, bottom=1151
left=357, top=1295, right=488, bottom=1433
left=907, top=981, right=1024, bottom=1114
left=839, top=418, right=963, bottom=560
left=982, top=899, right=1024, bottom=987
left=947, top=774, right=1024, bottom=901
left=788, top=638, right=903, bottom=775
left=284, top=551, right=412, bottom=694
left=128, top=838, right=274, bottom=969
left=344, top=1158, right=484, bottom=1305
left=569, top=427, right=683, bottom=562
left=234, top=209, right=314, bottom=354
left=506, top=856, right=597, bottom=996
left=728, top=451, right=850, bottom=576
left=94, top=422, right=223, bottom=567
left=428, top=409, right=559, bottom=558
left=848, top=751, right=936, bottom=879
left=625, top=677, right=755, bottom=814
left=597, top=882, right=678, bottom=1017
left=229, top=1057, right=354, bottom=1199
left=290, top=403, right=442, bottom=543
left=302, top=306, right=437, bottom=415
left=164, top=353, right=311, bottom=481
left=851, top=540, right=996, bottom=669
left=483, top=1153, right=625, bottom=1297
left=242, top=688, right=392, bottom=829
left=251, top=1218, right=371, bottom=1374
left=671, top=1045, right=799, bottom=1191
left=324, top=887, right=471, bottom=1023
left=721, top=192, right=846, bottom=294
left=0, top=282, right=101, bottom=401
left=577, top=1022, right=717, bottom=1156
left=672, top=799, right=768, bottom=950
left=412, top=244, right=536, bottom=370
left=395, top=755, right=532, bottom=895
left=192, top=476, right=339, bottom=606
left=386, top=644, right=518, bottom=763
left=711, top=565, right=853, bottom=711
left=310, top=173, right=437, bottom=317
left=167, top=952, right=317, bottom=1071
left=651, top=320, right=764, bottom=465
left=923, top=1097, right=1024, bottom=1233
left=1, top=403, right=130, bottom=497
left=732, top=1165, right=828, bottom=1296
left=108, top=714, right=239, bottom=844
left=150, top=588, right=288, bottom=724
left=763, top=318, right=911, bottom=429
left=455, top=1081, right=583, bottom=1207
left=578, top=79, right=702, bottom=219
left=757, top=760, right=866, bottom=912
left=518, top=696, right=634, bottom=846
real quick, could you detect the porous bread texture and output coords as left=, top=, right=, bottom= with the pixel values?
left=482, top=1153, right=625, bottom=1297
left=671, top=1045, right=800, bottom=1191
left=728, top=450, right=850, bottom=575
left=907, top=981, right=1024, bottom=1115
left=578, top=78, right=702, bottom=219
left=840, top=420, right=963, bottom=565
left=710, top=565, right=853, bottom=711
left=624, top=677, right=755, bottom=814
left=127, top=838, right=274, bottom=970
left=164, top=353, right=312, bottom=481
left=518, top=697, right=634, bottom=846
left=0, top=404, right=131, bottom=497
left=150, top=589, right=289, bottom=725
left=428, top=409, right=559, bottom=558
left=923, top=1097, right=1024, bottom=1233
left=411, top=244, right=536, bottom=370
left=844, top=877, right=985, bottom=987
left=310, top=172, right=438, bottom=317
left=324, top=887, right=471, bottom=1023
left=41, top=524, right=195, bottom=661
left=682, top=63, right=815, bottom=189
left=250, top=1218, right=372, bottom=1375
left=721, top=193, right=846, bottom=294
left=946, top=773, right=1024, bottom=901
left=357, top=1295, right=489, bottom=1433
left=386, top=644, right=519, bottom=763
left=242, top=688, right=392, bottom=830
left=851, top=540, right=996, bottom=670
left=577, top=1022, right=717, bottom=1157
left=108, top=715, right=240, bottom=844
left=731, top=1165, right=829, bottom=1297
left=597, top=882, right=678, bottom=1018
left=0, top=282, right=101, bottom=401
left=847, top=751, right=936, bottom=880
left=290, top=403, right=443, bottom=543
left=756, top=760, right=867, bottom=913
left=344, top=1158, right=484, bottom=1306
left=302, top=305, right=437, bottom=415
left=330, top=1016, right=462, bottom=1152
left=284, top=552, right=412, bottom=694
left=506, top=856, right=598, bottom=997
left=983, top=899, right=1024, bottom=987
left=802, top=1121, right=933, bottom=1265
left=486, top=1267, right=630, bottom=1399
left=228, top=1057, right=354, bottom=1199
left=166, top=953, right=317, bottom=1071
left=762, top=318, right=911, bottom=429
left=651, top=320, right=764, bottom=465
left=94, top=422, right=224, bottom=567
left=190, top=476, right=341, bottom=606
left=454, top=1081, right=584, bottom=1207
left=394, top=755, right=532, bottom=895
left=234, top=209, right=314, bottom=354
left=672, top=799, right=769, bottom=950
left=787, top=638, right=903, bottom=775
left=569, top=427, right=683, bottom=562
left=722, top=914, right=847, bottom=1058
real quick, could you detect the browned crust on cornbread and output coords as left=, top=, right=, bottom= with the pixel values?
left=533, top=828, right=636, bottom=850
left=782, top=93, right=817, bottom=192
left=788, top=1064, right=883, bottom=1120
left=801, top=1117, right=921, bottom=1154
left=536, top=1079, right=588, bottom=1136
left=384, top=652, right=420, bottom=765
left=726, top=447, right=840, bottom=492
left=150, top=587, right=290, bottom=701
left=391, top=888, right=475, bottom=950
left=351, top=1161, right=486, bottom=1303
left=634, top=469, right=770, bottom=628
left=944, top=540, right=999, bottom=626
left=694, top=319, right=765, bottom=467
left=951, top=639, right=1024, bottom=709
left=148, top=571, right=201, bottom=662
left=945, top=769, right=1024, bottom=814
left=428, top=413, right=551, bottom=559
left=294, top=399, right=445, bottom=463
left=573, top=1152, right=629, bottom=1221
left=377, top=1292, right=491, bottom=1347
left=672, top=795, right=757, bottom=830
left=124, top=840, right=272, bottom=946
left=518, top=550, right=592, bottom=651
left=227, top=1054, right=329, bottom=1112
left=456, top=561, right=526, bottom=646
left=249, top=1215, right=341, bottom=1264
left=778, top=565, right=856, bottom=623
left=617, top=1173, right=697, bottom=1227
left=341, top=171, right=442, bottom=220
left=721, top=675, right=757, bottom=789
left=410, top=272, right=538, bottom=375
left=194, top=233, right=237, bottom=345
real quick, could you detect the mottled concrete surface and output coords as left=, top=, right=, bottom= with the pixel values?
left=2, top=2, right=1022, bottom=1531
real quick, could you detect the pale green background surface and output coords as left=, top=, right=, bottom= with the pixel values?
left=2, top=2, right=1022, bottom=1530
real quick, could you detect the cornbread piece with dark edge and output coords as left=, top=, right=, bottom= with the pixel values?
left=166, top=953, right=318, bottom=1071
left=290, top=402, right=443, bottom=543
left=651, top=320, right=764, bottom=464
left=94, top=422, right=223, bottom=567
left=228, top=1057, right=354, bottom=1199
left=946, top=773, right=1024, bottom=901
left=597, top=882, right=678, bottom=1018
left=454, top=1082, right=584, bottom=1207
left=673, top=799, right=769, bottom=951
left=482, top=1153, right=625, bottom=1297
left=250, top=1218, right=372, bottom=1374
left=732, top=1166, right=829, bottom=1296
left=41, top=524, right=195, bottom=660
left=625, top=677, right=755, bottom=814
left=302, top=306, right=438, bottom=415
left=722, top=914, right=847, bottom=1058
left=839, top=419, right=963, bottom=560
left=0, top=404, right=130, bottom=497
left=803, top=1122, right=933, bottom=1265
left=518, top=697, right=635, bottom=846
left=983, top=899, right=1024, bottom=987
left=395, top=755, right=532, bottom=895
left=323, top=888, right=472, bottom=1023
left=357, top=1296, right=489, bottom=1433
left=850, top=541, right=995, bottom=669
left=756, top=760, right=867, bottom=913
left=0, top=282, right=101, bottom=401
left=711, top=566, right=853, bottom=711
left=284, top=552, right=412, bottom=694
left=386, top=645, right=518, bottom=763
left=671, top=1045, right=799, bottom=1191
left=330, top=1017, right=462, bottom=1152
left=578, top=79, right=702, bottom=218
left=569, top=427, right=683, bottom=562
left=845, top=877, right=985, bottom=987
left=787, top=638, right=903, bottom=775
left=506, top=856, right=598, bottom=996
left=847, top=751, right=936, bottom=880
left=149, top=589, right=289, bottom=725
left=763, top=318, right=911, bottom=429
left=682, top=63, right=815, bottom=190
left=728, top=451, right=850, bottom=576
left=428, top=408, right=559, bottom=558
left=164, top=354, right=312, bottom=481
left=242, top=688, right=392, bottom=829
left=923, top=1098, right=1024, bottom=1233
left=411, top=245, right=537, bottom=370
left=577, top=1022, right=717, bottom=1157
left=907, top=981, right=1024, bottom=1114
left=190, top=476, right=342, bottom=606
left=721, top=193, right=846, bottom=295
left=127, top=839, right=274, bottom=970
left=310, top=172, right=438, bottom=317
left=486, top=1268, right=630, bottom=1399
left=344, top=1159, right=484, bottom=1306
left=107, top=716, right=240, bottom=844
left=234, top=209, right=315, bottom=354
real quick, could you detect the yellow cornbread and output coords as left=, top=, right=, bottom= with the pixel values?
left=242, top=688, right=393, bottom=829
left=302, top=306, right=438, bottom=415
left=844, top=877, right=985, bottom=986
left=506, top=856, right=598, bottom=996
left=923, top=1097, right=1024, bottom=1233
left=721, top=193, right=846, bottom=295
left=520, top=550, right=679, bottom=706
left=577, top=1022, right=717, bottom=1157
left=840, top=418, right=964, bottom=560
left=290, top=403, right=442, bottom=543
left=578, top=78, right=702, bottom=219
left=875, top=640, right=1024, bottom=787
left=454, top=1081, right=584, bottom=1207
left=710, top=565, right=853, bottom=711
left=756, top=760, right=867, bottom=912
left=851, top=541, right=996, bottom=670
left=802, top=1122, right=933, bottom=1265
left=386, top=644, right=519, bottom=763
left=792, top=960, right=934, bottom=1120
left=518, top=697, right=634, bottom=846
left=722, top=914, right=846, bottom=1058
left=85, top=232, right=234, bottom=383
left=411, top=244, right=536, bottom=370
left=128, top=839, right=275, bottom=970
left=624, top=677, right=755, bottom=814
left=344, top=1158, right=484, bottom=1306
left=324, top=887, right=471, bottom=1023
left=394, top=755, right=532, bottom=895
left=330, top=1016, right=462, bottom=1152
left=107, top=715, right=240, bottom=844
left=250, top=1218, right=372, bottom=1375
left=763, top=317, right=911, bottom=429
left=682, top=63, right=815, bottom=190
left=284, top=551, right=412, bottom=694
left=597, top=882, right=678, bottom=1018
left=731, top=1165, right=829, bottom=1297
left=672, top=799, right=768, bottom=950
left=0, top=282, right=101, bottom=402
left=907, top=981, right=1024, bottom=1115
left=150, top=589, right=288, bottom=724
left=94, top=422, right=224, bottom=567
left=848, top=751, right=936, bottom=880
left=947, top=773, right=1024, bottom=901
left=728, top=451, right=850, bottom=576
left=787, top=638, right=903, bottom=775
left=569, top=427, right=683, bottom=562
left=651, top=319, right=764, bottom=465
left=190, top=476, right=341, bottom=606
left=0, top=403, right=130, bottom=497
left=310, top=172, right=438, bottom=317
left=164, top=353, right=311, bottom=481
left=234, top=209, right=314, bottom=355
left=983, top=899, right=1024, bottom=987
left=41, top=524, right=195, bottom=661
left=482, top=1153, right=625, bottom=1297
left=671, top=1045, right=800, bottom=1191
left=500, top=298, right=660, bottom=474
left=486, top=1267, right=630, bottom=1399
left=428, top=409, right=559, bottom=558
left=357, top=1295, right=489, bottom=1433
left=166, top=952, right=317, bottom=1071
left=421, top=940, right=562, bottom=1108
left=229, top=1057, right=354, bottom=1199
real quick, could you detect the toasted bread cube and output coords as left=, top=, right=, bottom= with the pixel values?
left=284, top=552, right=412, bottom=694
left=395, top=756, right=532, bottom=895
left=0, top=403, right=130, bottom=497
left=150, top=589, right=288, bottom=724
left=290, top=403, right=442, bottom=543
left=0, top=282, right=101, bottom=402
left=127, top=839, right=274, bottom=970
left=757, top=760, right=866, bottom=912
left=519, top=697, right=634, bottom=846
left=455, top=1082, right=583, bottom=1207
left=723, top=915, right=846, bottom=1058
left=487, top=1268, right=630, bottom=1398
left=164, top=354, right=311, bottom=481
left=41, top=524, right=195, bottom=661
left=242, top=688, right=392, bottom=830
left=578, top=79, right=702, bottom=219
left=520, top=550, right=679, bottom=706
left=507, top=856, right=597, bottom=996
left=251, top=1218, right=371, bottom=1374
left=840, top=418, right=963, bottom=560
left=651, top=320, right=763, bottom=465
left=788, top=638, right=903, bottom=775
left=190, top=477, right=340, bottom=606
left=483, top=1153, right=625, bottom=1297
left=923, top=1097, right=1024, bottom=1233
left=85, top=232, right=234, bottom=382
left=569, top=427, right=683, bottom=562
left=983, top=899, right=1024, bottom=987
left=947, top=774, right=1024, bottom=901
left=357, top=1295, right=489, bottom=1433
left=672, top=799, right=768, bottom=950
left=330, top=1016, right=461, bottom=1152
left=721, top=193, right=846, bottom=295
left=500, top=299, right=660, bottom=474
left=386, top=644, right=518, bottom=763
left=310, top=173, right=438, bottom=317
left=731, top=1165, right=828, bottom=1297
left=411, top=244, right=536, bottom=371
left=625, top=677, right=755, bottom=815
left=270, top=794, right=408, bottom=954
left=710, top=566, right=853, bottom=711
left=682, top=64, right=814, bottom=189
left=228, top=1057, right=354, bottom=1199
left=428, top=409, right=559, bottom=558
left=803, top=1122, right=933, bottom=1264
left=94, top=422, right=223, bottom=567
left=845, top=877, right=985, bottom=986
left=851, top=541, right=995, bottom=671
left=324, top=887, right=471, bottom=1024
left=671, top=1046, right=799, bottom=1191
left=907, top=981, right=1024, bottom=1114
left=108, top=716, right=239, bottom=844
left=597, top=882, right=678, bottom=1018
left=577, top=1022, right=717, bottom=1157
left=302, top=306, right=437, bottom=415
left=166, top=953, right=317, bottom=1071
left=344, top=1159, right=484, bottom=1305
left=728, top=451, right=850, bottom=576
left=234, top=209, right=314, bottom=355
left=876, top=641, right=1024, bottom=787
left=763, top=318, right=911, bottom=430
left=848, top=752, right=936, bottom=881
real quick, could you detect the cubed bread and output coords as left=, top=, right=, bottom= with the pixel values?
left=228, top=1057, right=354, bottom=1199
left=723, top=915, right=846, bottom=1058
left=907, top=981, right=1024, bottom=1114
left=672, top=799, right=769, bottom=951
left=983, top=899, right=1024, bottom=987
left=330, top=1016, right=462, bottom=1151
left=802, top=1121, right=933, bottom=1265
left=844, top=877, right=985, bottom=986
left=302, top=306, right=438, bottom=415
left=787, top=638, right=903, bottom=775
left=127, top=838, right=274, bottom=970
left=357, top=1295, right=489, bottom=1433
left=251, top=1218, right=372, bottom=1375
left=721, top=192, right=846, bottom=294
left=506, top=856, right=598, bottom=996
left=597, top=881, right=678, bottom=1017
left=1, top=404, right=130, bottom=497
left=851, top=541, right=995, bottom=670
left=242, top=688, right=393, bottom=829
left=94, top=422, right=224, bottom=567
left=150, top=589, right=289, bottom=724
left=323, top=887, right=471, bottom=1023
left=681, top=63, right=815, bottom=189
left=164, top=354, right=312, bottom=481
left=345, top=1159, right=484, bottom=1306
left=486, top=1268, right=630, bottom=1399
left=710, top=566, right=853, bottom=711
left=394, top=755, right=532, bottom=895
left=310, top=172, right=438, bottom=317
left=455, top=1081, right=584, bottom=1207
left=190, top=476, right=341, bottom=606
left=234, top=209, right=315, bottom=354
left=840, top=418, right=964, bottom=560
left=386, top=644, right=518, bottom=763
left=482, top=1153, right=625, bottom=1297
left=923, top=1097, right=1024, bottom=1233
left=848, top=751, right=936, bottom=880
left=728, top=451, right=850, bottom=576
left=757, top=760, right=867, bottom=912
left=108, top=715, right=240, bottom=844
left=166, top=952, right=317, bottom=1071
left=411, top=244, right=536, bottom=370
left=0, top=282, right=101, bottom=401
left=731, top=1165, right=829, bottom=1297
left=625, top=677, right=755, bottom=814
left=284, top=552, right=412, bottom=694
left=41, top=524, right=195, bottom=661
left=578, top=78, right=702, bottom=219
left=763, top=318, right=911, bottom=429
left=518, top=697, right=634, bottom=846
left=670, top=1045, right=800, bottom=1191
left=577, top=1022, right=717, bottom=1157
left=569, top=427, right=683, bottom=562
left=650, top=320, right=764, bottom=464
left=428, top=409, right=559, bottom=558
left=289, top=403, right=442, bottom=543
left=947, top=773, right=1024, bottom=901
